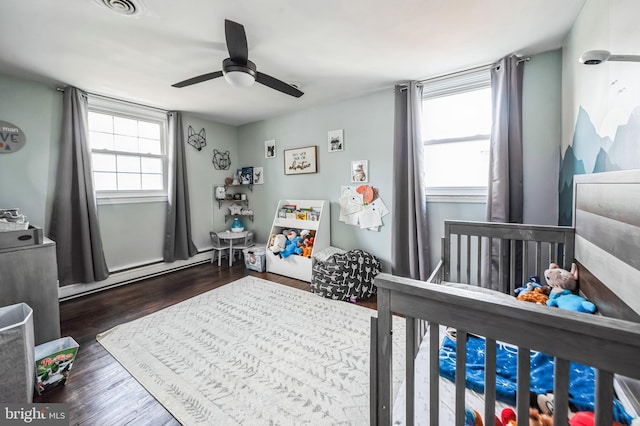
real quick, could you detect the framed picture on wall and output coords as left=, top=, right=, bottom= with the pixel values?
left=253, top=167, right=264, bottom=184
left=265, top=140, right=276, bottom=158
left=284, top=146, right=318, bottom=175
left=328, top=129, right=344, bottom=152
left=351, top=160, right=368, bottom=183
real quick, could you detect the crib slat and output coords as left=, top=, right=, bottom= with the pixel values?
left=488, top=237, right=493, bottom=285
left=517, top=347, right=530, bottom=424
left=536, top=241, right=542, bottom=279
left=523, top=241, right=529, bottom=281
left=510, top=240, right=516, bottom=291
left=499, top=238, right=506, bottom=293
left=465, top=234, right=471, bottom=283
left=429, top=323, right=440, bottom=426
left=595, top=369, right=614, bottom=425
left=456, top=234, right=461, bottom=282
left=406, top=317, right=415, bottom=426
left=370, top=317, right=378, bottom=426
left=455, top=330, right=467, bottom=426
left=376, top=288, right=393, bottom=424
left=553, top=358, right=569, bottom=426
left=484, top=338, right=497, bottom=426
left=476, top=236, right=482, bottom=285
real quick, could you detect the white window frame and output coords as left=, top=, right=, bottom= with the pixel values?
left=87, top=96, right=168, bottom=205
left=422, top=67, right=492, bottom=203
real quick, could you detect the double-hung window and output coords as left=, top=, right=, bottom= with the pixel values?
left=87, top=97, right=167, bottom=202
left=422, top=68, right=492, bottom=202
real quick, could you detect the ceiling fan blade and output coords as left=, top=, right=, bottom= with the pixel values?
left=225, top=19, right=248, bottom=65
left=256, top=72, right=304, bottom=98
left=172, top=71, right=223, bottom=88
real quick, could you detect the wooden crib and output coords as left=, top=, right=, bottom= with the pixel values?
left=371, top=170, right=640, bottom=426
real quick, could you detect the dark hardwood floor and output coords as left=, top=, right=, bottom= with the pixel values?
left=34, top=260, right=377, bottom=425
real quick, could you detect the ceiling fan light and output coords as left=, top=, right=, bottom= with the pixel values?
left=223, top=70, right=255, bottom=88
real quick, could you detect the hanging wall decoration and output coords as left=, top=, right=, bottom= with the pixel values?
left=338, top=184, right=389, bottom=231
left=0, top=120, right=27, bottom=154
left=328, top=129, right=344, bottom=152
left=283, top=146, right=318, bottom=175
left=212, top=149, right=231, bottom=170
left=265, top=140, right=276, bottom=158
left=186, top=126, right=207, bottom=151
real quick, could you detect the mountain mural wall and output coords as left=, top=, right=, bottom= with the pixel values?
left=559, top=105, right=640, bottom=225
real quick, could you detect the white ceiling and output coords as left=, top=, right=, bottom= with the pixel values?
left=0, top=0, right=586, bottom=126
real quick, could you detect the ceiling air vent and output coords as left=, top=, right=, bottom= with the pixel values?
left=95, top=0, right=144, bottom=16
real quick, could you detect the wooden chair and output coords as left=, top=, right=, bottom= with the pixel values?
left=209, top=232, right=231, bottom=267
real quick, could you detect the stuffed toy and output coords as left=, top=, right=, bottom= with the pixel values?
left=500, top=408, right=553, bottom=426
left=568, top=411, right=623, bottom=426
left=544, top=263, right=578, bottom=294
left=299, top=236, right=314, bottom=258
left=547, top=290, right=596, bottom=314
left=465, top=406, right=484, bottom=426
left=268, top=234, right=287, bottom=254
left=515, top=276, right=551, bottom=304
left=228, top=203, right=243, bottom=216
left=518, top=287, right=550, bottom=305
left=280, top=230, right=302, bottom=259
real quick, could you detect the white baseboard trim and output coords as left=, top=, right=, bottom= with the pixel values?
left=58, top=251, right=215, bottom=301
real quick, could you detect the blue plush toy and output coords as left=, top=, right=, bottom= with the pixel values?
left=546, top=289, right=596, bottom=314
left=514, top=276, right=544, bottom=297
left=280, top=230, right=302, bottom=259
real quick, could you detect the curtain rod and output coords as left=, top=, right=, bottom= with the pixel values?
left=399, top=55, right=531, bottom=88
left=56, top=87, right=168, bottom=114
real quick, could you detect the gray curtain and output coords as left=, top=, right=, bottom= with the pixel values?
left=391, top=82, right=430, bottom=280
left=49, top=87, right=109, bottom=286
left=484, top=56, right=524, bottom=289
left=163, top=111, right=197, bottom=262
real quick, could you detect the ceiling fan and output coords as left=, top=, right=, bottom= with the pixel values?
left=172, top=19, right=303, bottom=98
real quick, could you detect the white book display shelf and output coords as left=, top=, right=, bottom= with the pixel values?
left=266, top=199, right=330, bottom=282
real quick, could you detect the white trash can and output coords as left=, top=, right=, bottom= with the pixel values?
left=0, top=303, right=35, bottom=403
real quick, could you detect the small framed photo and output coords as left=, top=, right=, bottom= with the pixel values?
left=241, top=166, right=253, bottom=184
left=253, top=166, right=264, bottom=185
left=328, top=129, right=344, bottom=152
left=265, top=140, right=276, bottom=158
left=351, top=160, right=368, bottom=183
left=284, top=146, right=318, bottom=175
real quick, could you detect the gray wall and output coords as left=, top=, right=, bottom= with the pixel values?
left=1, top=48, right=562, bottom=286
left=0, top=74, right=61, bottom=232
left=236, top=89, right=395, bottom=268
left=522, top=50, right=562, bottom=226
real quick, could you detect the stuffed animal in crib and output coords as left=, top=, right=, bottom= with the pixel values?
left=547, top=290, right=596, bottom=314
left=268, top=234, right=287, bottom=254
left=500, top=408, right=553, bottom=426
left=515, top=276, right=551, bottom=304
left=544, top=263, right=578, bottom=293
left=568, top=411, right=624, bottom=426
left=514, top=276, right=543, bottom=296
left=518, top=287, right=550, bottom=305
left=465, top=406, right=484, bottom=426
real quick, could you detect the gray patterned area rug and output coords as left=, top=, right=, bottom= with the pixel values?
left=97, top=276, right=405, bottom=425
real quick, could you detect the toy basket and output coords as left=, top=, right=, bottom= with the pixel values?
left=0, top=209, right=29, bottom=231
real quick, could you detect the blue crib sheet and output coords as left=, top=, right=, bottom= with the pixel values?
left=438, top=334, right=632, bottom=424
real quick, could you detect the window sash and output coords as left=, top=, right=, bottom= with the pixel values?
left=421, top=67, right=491, bottom=198
left=87, top=97, right=168, bottom=200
